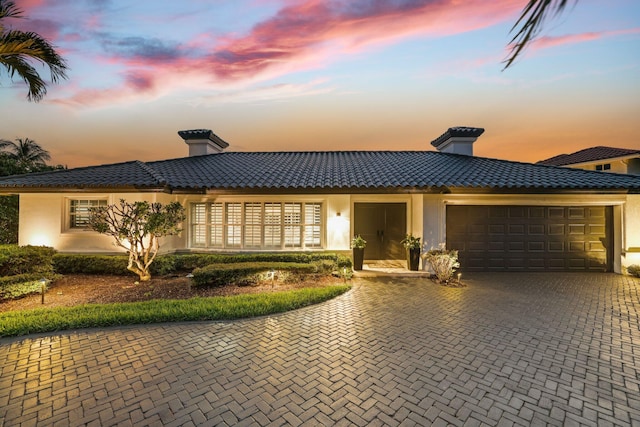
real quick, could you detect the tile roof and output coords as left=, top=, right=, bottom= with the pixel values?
left=537, top=146, right=640, bottom=166
left=0, top=151, right=639, bottom=193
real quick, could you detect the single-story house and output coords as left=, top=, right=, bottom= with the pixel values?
left=538, top=146, right=640, bottom=175
left=1, top=127, right=639, bottom=273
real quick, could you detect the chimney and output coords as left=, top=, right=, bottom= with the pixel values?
left=178, top=129, right=229, bottom=156
left=430, top=126, right=485, bottom=156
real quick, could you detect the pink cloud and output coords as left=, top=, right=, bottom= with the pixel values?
left=206, top=0, right=523, bottom=80
left=530, top=27, right=640, bottom=51
left=52, top=0, right=526, bottom=107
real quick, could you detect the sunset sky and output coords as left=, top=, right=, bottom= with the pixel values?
left=1, top=0, right=639, bottom=168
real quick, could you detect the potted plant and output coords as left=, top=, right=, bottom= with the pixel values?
left=401, top=233, right=421, bottom=271
left=351, top=235, right=366, bottom=271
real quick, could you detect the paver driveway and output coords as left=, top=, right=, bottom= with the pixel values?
left=1, top=273, right=639, bottom=426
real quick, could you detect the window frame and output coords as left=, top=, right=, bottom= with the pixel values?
left=189, top=200, right=324, bottom=250
left=64, top=198, right=109, bottom=232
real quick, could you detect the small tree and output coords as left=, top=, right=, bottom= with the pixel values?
left=89, top=199, right=185, bottom=281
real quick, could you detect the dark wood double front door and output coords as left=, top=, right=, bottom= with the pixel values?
left=354, top=203, right=406, bottom=260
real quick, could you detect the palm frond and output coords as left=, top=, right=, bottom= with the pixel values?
left=503, top=0, right=573, bottom=70
left=0, top=0, right=68, bottom=101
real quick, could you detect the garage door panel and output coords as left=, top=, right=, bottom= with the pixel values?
left=528, top=224, right=545, bottom=235
left=529, top=207, right=545, bottom=218
left=568, top=258, right=587, bottom=269
left=508, top=224, right=525, bottom=234
left=446, top=205, right=611, bottom=272
left=468, top=242, right=486, bottom=252
left=548, top=241, right=565, bottom=252
left=549, top=224, right=565, bottom=235
left=548, top=207, right=566, bottom=218
left=587, top=241, right=605, bottom=251
left=528, top=241, right=545, bottom=252
left=569, top=241, right=585, bottom=252
left=568, top=207, right=586, bottom=219
left=488, top=207, right=507, bottom=218
left=569, top=225, right=585, bottom=234
left=527, top=258, right=545, bottom=269
left=489, top=224, right=505, bottom=234
left=508, top=207, right=526, bottom=218
left=509, top=241, right=525, bottom=251
left=548, top=259, right=566, bottom=269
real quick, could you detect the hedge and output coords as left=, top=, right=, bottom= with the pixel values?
left=0, top=245, right=56, bottom=276
left=53, top=252, right=352, bottom=276
left=174, top=252, right=351, bottom=271
left=52, top=254, right=177, bottom=276
left=191, top=262, right=321, bottom=287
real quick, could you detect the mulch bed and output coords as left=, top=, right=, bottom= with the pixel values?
left=0, top=274, right=343, bottom=313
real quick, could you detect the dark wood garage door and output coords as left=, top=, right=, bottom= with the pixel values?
left=446, top=205, right=612, bottom=272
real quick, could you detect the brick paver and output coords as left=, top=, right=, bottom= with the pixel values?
left=1, top=273, right=639, bottom=426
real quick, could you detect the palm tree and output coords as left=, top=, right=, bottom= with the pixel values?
left=504, top=0, right=575, bottom=69
left=0, top=0, right=68, bottom=101
left=0, top=137, right=51, bottom=170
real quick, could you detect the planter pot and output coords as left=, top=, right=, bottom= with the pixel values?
left=353, top=248, right=364, bottom=271
left=406, top=248, right=421, bottom=271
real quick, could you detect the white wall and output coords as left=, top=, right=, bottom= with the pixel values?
left=18, top=192, right=182, bottom=254
left=566, top=159, right=632, bottom=174
left=622, top=194, right=640, bottom=271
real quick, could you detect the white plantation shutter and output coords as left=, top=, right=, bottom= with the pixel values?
left=284, top=203, right=302, bottom=247
left=210, top=203, right=223, bottom=247
left=264, top=203, right=282, bottom=247
left=190, top=201, right=322, bottom=249
left=304, top=203, right=322, bottom=248
left=191, top=203, right=207, bottom=246
left=244, top=203, right=262, bottom=247
left=226, top=203, right=242, bottom=247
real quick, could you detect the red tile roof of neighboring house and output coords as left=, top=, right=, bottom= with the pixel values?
left=537, top=146, right=640, bottom=166
left=1, top=151, right=639, bottom=193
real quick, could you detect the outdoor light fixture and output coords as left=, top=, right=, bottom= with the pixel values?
left=39, top=278, right=48, bottom=304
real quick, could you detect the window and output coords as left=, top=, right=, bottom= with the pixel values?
left=595, top=163, right=611, bottom=171
left=304, top=203, right=322, bottom=248
left=69, top=199, right=107, bottom=229
left=226, top=203, right=242, bottom=247
left=190, top=201, right=323, bottom=249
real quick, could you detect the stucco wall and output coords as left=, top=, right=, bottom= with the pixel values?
left=622, top=194, right=640, bottom=270
left=567, top=160, right=631, bottom=175
left=18, top=193, right=183, bottom=254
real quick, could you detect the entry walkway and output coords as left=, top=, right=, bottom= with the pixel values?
left=358, top=259, right=431, bottom=277
left=1, top=273, right=639, bottom=426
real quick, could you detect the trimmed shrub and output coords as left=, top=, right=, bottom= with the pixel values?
left=191, top=262, right=319, bottom=287
left=149, top=255, right=178, bottom=276
left=0, top=245, right=56, bottom=276
left=627, top=265, right=640, bottom=278
left=174, top=252, right=345, bottom=271
left=53, top=254, right=130, bottom=275
left=52, top=252, right=352, bottom=276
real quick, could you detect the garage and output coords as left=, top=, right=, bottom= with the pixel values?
left=446, top=205, right=612, bottom=272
